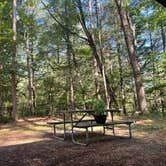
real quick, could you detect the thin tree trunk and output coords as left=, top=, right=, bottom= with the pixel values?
left=157, top=28, right=165, bottom=113
left=96, top=0, right=110, bottom=108
left=12, top=0, right=17, bottom=121
left=115, top=0, right=148, bottom=114
left=149, top=32, right=158, bottom=110
left=68, top=38, right=87, bottom=109
left=77, top=0, right=118, bottom=106
left=64, top=0, right=75, bottom=110
left=29, top=40, right=35, bottom=114
left=113, top=12, right=127, bottom=114
left=117, top=41, right=127, bottom=114
left=132, top=84, right=137, bottom=115
left=89, top=0, right=101, bottom=99
left=26, top=37, right=33, bottom=115
left=67, top=47, right=75, bottom=110
left=31, top=52, right=36, bottom=110
left=27, top=41, right=32, bottom=114
left=66, top=34, right=75, bottom=110
left=93, top=57, right=101, bottom=99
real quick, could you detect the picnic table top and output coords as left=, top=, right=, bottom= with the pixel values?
left=73, top=120, right=134, bottom=128
left=56, top=109, right=121, bottom=114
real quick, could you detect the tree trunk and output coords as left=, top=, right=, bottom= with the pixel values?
left=115, top=0, right=148, bottom=114
left=93, top=57, right=101, bottom=99
left=68, top=38, right=87, bottom=109
left=29, top=40, right=36, bottom=114
left=64, top=0, right=75, bottom=110
left=12, top=0, right=17, bottom=121
left=26, top=36, right=33, bottom=115
left=66, top=34, right=75, bottom=110
left=31, top=52, right=36, bottom=111
left=117, top=41, right=127, bottom=115
left=132, top=84, right=138, bottom=115
left=149, top=32, right=158, bottom=110
left=77, top=0, right=118, bottom=106
left=67, top=44, right=75, bottom=110
left=95, top=0, right=110, bottom=108
left=89, top=0, right=101, bottom=100
left=113, top=10, right=126, bottom=114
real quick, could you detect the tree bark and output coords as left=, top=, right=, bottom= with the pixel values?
left=132, top=83, right=138, bottom=115
left=12, top=0, right=17, bottom=121
left=31, top=51, right=36, bottom=111
left=26, top=35, right=32, bottom=115
left=93, top=57, right=101, bottom=99
left=27, top=38, right=36, bottom=115
left=115, top=0, right=148, bottom=114
left=66, top=36, right=75, bottom=110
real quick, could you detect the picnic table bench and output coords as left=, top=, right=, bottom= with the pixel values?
left=72, top=120, right=134, bottom=145
left=47, top=119, right=95, bottom=141
left=47, top=109, right=134, bottom=145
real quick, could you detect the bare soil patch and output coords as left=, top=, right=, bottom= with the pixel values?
left=0, top=116, right=166, bottom=166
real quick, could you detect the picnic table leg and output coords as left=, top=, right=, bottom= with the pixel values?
left=111, top=111, right=114, bottom=121
left=71, top=127, right=89, bottom=146
left=91, top=121, right=93, bottom=132
left=112, top=125, right=115, bottom=136
left=110, top=111, right=115, bottom=135
left=103, top=126, right=105, bottom=135
left=52, top=124, right=65, bottom=141
left=70, top=112, right=90, bottom=146
left=129, top=124, right=132, bottom=138
left=86, top=127, right=89, bottom=144
left=63, top=113, right=66, bottom=140
left=50, top=113, right=67, bottom=141
left=53, top=124, right=56, bottom=135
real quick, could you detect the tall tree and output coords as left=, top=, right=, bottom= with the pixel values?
left=89, top=0, right=101, bottom=100
left=19, top=0, right=39, bottom=115
left=12, top=0, right=17, bottom=120
left=94, top=0, right=111, bottom=108
left=115, top=0, right=148, bottom=114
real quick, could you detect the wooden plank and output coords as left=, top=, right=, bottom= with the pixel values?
left=47, top=119, right=95, bottom=125
left=73, top=120, right=134, bottom=128
left=56, top=109, right=121, bottom=114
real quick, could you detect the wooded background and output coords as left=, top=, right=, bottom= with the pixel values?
left=0, top=0, right=165, bottom=122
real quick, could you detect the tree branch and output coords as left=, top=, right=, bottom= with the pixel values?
left=41, top=0, right=88, bottom=42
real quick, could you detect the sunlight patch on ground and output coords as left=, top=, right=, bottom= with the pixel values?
left=0, top=137, right=52, bottom=148
left=0, top=118, right=52, bottom=147
left=0, top=128, right=52, bottom=147
left=136, top=119, right=153, bottom=125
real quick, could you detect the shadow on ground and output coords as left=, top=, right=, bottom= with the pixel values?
left=0, top=134, right=166, bottom=166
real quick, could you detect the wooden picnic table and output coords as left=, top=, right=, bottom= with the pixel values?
left=47, top=109, right=133, bottom=146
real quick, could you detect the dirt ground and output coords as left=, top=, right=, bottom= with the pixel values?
left=0, top=116, right=166, bottom=166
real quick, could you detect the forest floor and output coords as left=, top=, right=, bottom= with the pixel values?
left=0, top=115, right=166, bottom=166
